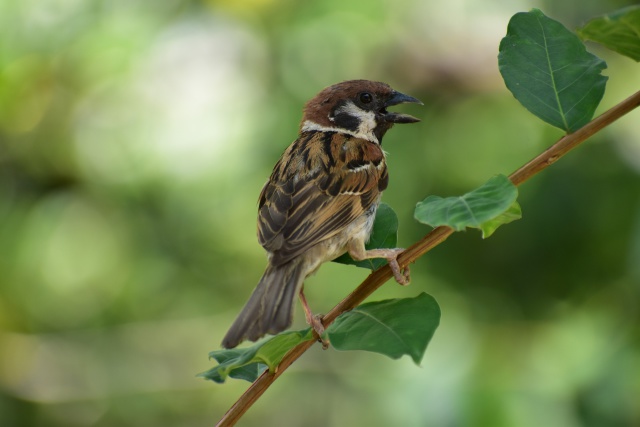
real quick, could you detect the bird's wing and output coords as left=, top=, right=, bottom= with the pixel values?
left=257, top=131, right=388, bottom=266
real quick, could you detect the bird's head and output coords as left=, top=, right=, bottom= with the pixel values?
left=300, top=80, right=422, bottom=144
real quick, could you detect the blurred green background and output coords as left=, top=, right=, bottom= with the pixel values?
left=1, top=0, right=639, bottom=426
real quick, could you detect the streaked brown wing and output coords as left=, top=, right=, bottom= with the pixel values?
left=257, top=131, right=387, bottom=267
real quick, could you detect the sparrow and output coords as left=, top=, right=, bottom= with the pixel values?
left=222, top=80, right=422, bottom=349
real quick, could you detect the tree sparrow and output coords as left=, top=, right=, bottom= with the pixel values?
left=222, top=80, right=422, bottom=348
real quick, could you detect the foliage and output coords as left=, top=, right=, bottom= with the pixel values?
left=578, top=6, right=640, bottom=61
left=199, top=330, right=312, bottom=383
left=498, top=9, right=608, bottom=132
left=414, top=174, right=520, bottom=238
left=328, top=293, right=440, bottom=364
left=204, top=293, right=440, bottom=383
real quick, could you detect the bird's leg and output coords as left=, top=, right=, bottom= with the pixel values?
left=347, top=240, right=411, bottom=285
left=299, top=286, right=329, bottom=349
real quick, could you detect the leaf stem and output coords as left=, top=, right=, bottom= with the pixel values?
left=215, top=90, right=640, bottom=427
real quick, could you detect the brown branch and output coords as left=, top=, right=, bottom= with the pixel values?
left=509, top=91, right=640, bottom=186
left=216, top=90, right=640, bottom=427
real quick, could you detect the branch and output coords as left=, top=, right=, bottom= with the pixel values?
left=509, top=90, right=640, bottom=186
left=216, top=90, right=640, bottom=427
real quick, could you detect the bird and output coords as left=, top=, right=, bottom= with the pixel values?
left=221, top=80, right=422, bottom=349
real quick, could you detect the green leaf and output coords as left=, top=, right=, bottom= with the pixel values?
left=327, top=293, right=440, bottom=364
left=578, top=6, right=640, bottom=62
left=333, top=203, right=398, bottom=270
left=199, top=329, right=312, bottom=383
left=479, top=201, right=522, bottom=238
left=202, top=348, right=267, bottom=383
left=498, top=8, right=608, bottom=132
left=414, top=174, right=519, bottom=236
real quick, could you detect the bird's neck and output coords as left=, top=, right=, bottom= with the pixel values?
left=300, top=120, right=380, bottom=144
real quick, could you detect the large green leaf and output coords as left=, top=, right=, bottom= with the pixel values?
left=333, top=202, right=398, bottom=270
left=578, top=6, right=640, bottom=62
left=327, top=293, right=440, bottom=364
left=199, top=329, right=312, bottom=383
left=414, top=174, right=520, bottom=237
left=499, top=9, right=608, bottom=132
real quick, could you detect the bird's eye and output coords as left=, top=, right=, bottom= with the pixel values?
left=359, top=92, right=373, bottom=104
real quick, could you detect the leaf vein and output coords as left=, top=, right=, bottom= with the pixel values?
left=352, top=310, right=410, bottom=350
left=537, top=13, right=569, bottom=130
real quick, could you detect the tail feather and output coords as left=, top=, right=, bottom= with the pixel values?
left=221, top=261, right=305, bottom=348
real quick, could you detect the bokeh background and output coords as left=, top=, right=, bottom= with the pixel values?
left=1, top=0, right=639, bottom=426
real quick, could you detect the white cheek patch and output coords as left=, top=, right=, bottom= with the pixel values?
left=335, top=101, right=378, bottom=142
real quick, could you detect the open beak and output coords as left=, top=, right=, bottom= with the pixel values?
left=383, top=91, right=423, bottom=124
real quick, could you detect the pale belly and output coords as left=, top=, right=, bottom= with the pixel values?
left=300, top=199, right=379, bottom=277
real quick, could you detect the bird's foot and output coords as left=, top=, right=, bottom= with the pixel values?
left=299, top=288, right=329, bottom=349
left=352, top=247, right=410, bottom=285
left=386, top=251, right=411, bottom=286
left=308, top=314, right=329, bottom=350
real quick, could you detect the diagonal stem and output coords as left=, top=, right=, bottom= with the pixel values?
left=216, top=90, right=640, bottom=427
left=509, top=90, right=640, bottom=186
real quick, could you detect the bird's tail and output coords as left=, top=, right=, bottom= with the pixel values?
left=221, top=261, right=305, bottom=349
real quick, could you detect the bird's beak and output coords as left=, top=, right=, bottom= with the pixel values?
left=383, top=91, right=423, bottom=124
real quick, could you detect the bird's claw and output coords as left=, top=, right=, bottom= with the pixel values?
left=309, top=314, right=329, bottom=349
left=383, top=248, right=410, bottom=285
left=389, top=258, right=410, bottom=285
